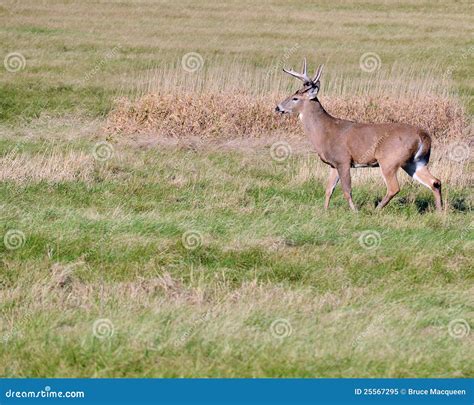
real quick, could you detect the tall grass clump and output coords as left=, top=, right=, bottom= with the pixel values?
left=104, top=62, right=468, bottom=141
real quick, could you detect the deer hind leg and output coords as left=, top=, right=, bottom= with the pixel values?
left=337, top=165, right=357, bottom=211
left=377, top=165, right=400, bottom=209
left=324, top=167, right=339, bottom=210
left=405, top=164, right=443, bottom=212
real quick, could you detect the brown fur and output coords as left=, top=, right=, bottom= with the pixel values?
left=276, top=62, right=443, bottom=211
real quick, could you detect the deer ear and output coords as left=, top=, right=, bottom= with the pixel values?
left=308, top=82, right=320, bottom=99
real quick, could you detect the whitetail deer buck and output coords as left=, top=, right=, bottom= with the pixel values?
left=275, top=59, right=443, bottom=211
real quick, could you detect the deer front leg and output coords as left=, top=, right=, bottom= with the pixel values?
left=337, top=165, right=357, bottom=211
left=324, top=167, right=339, bottom=210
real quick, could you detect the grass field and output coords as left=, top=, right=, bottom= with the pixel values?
left=0, top=0, right=473, bottom=377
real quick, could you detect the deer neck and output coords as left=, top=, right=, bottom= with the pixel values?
left=299, top=99, right=336, bottom=156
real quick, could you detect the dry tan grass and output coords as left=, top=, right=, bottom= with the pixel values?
left=103, top=66, right=471, bottom=188
left=0, top=267, right=365, bottom=317
left=0, top=149, right=94, bottom=184
left=104, top=91, right=466, bottom=143
left=105, top=66, right=467, bottom=140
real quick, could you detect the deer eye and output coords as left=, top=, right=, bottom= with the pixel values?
left=292, top=97, right=298, bottom=101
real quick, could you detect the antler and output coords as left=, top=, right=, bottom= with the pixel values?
left=312, top=64, right=324, bottom=83
left=283, top=58, right=311, bottom=84
left=283, top=58, right=324, bottom=86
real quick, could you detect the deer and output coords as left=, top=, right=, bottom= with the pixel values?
left=275, top=58, right=443, bottom=212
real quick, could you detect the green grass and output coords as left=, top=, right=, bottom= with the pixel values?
left=1, top=0, right=473, bottom=124
left=0, top=0, right=472, bottom=378
left=0, top=139, right=472, bottom=377
left=0, top=82, right=111, bottom=122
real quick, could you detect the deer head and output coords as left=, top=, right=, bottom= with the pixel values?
left=275, top=58, right=324, bottom=114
